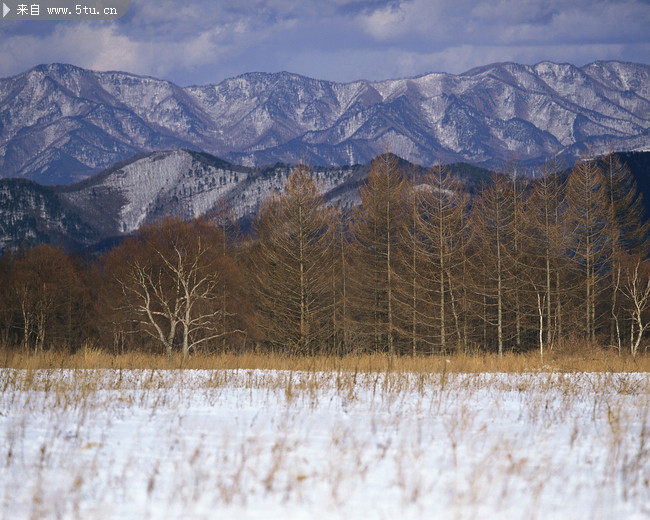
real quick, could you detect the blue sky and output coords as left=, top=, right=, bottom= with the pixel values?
left=1, top=0, right=649, bottom=84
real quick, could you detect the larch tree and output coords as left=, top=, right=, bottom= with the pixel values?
left=407, top=162, right=468, bottom=353
left=564, top=156, right=610, bottom=342
left=395, top=175, right=430, bottom=356
left=600, top=153, right=648, bottom=346
left=469, top=173, right=516, bottom=356
left=507, top=162, right=529, bottom=350
left=526, top=158, right=569, bottom=354
left=349, top=153, right=409, bottom=356
left=249, top=165, right=333, bottom=355
left=329, top=207, right=352, bottom=355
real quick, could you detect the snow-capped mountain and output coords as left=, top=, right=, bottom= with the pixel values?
left=0, top=149, right=367, bottom=250
left=1, top=61, right=648, bottom=184
left=58, top=149, right=361, bottom=237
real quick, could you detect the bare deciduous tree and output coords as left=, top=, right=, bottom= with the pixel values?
left=617, top=257, right=650, bottom=357
left=8, top=245, right=82, bottom=352
left=105, top=217, right=242, bottom=362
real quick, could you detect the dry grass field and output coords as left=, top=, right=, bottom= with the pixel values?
left=2, top=339, right=649, bottom=373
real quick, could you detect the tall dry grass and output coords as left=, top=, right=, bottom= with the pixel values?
left=1, top=338, right=648, bottom=373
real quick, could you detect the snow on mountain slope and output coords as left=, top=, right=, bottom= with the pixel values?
left=2, top=149, right=647, bottom=252
left=58, top=149, right=358, bottom=237
left=0, top=61, right=648, bottom=184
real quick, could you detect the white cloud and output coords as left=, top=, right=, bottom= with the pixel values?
left=0, top=0, right=647, bottom=84
left=0, top=22, right=237, bottom=80
left=356, top=0, right=650, bottom=45
left=361, top=4, right=408, bottom=40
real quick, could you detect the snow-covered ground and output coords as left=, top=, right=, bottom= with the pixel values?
left=0, top=369, right=648, bottom=519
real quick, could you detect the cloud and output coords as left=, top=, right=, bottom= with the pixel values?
left=356, top=0, right=650, bottom=45
left=0, top=22, right=231, bottom=80
left=361, top=3, right=408, bottom=40
left=0, top=0, right=647, bottom=84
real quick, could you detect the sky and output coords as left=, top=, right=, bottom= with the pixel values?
left=0, top=0, right=649, bottom=85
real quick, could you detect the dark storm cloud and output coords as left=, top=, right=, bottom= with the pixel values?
left=0, top=0, right=648, bottom=83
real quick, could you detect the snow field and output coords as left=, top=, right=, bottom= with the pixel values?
left=0, top=369, right=648, bottom=519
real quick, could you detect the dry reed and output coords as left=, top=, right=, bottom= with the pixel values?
left=1, top=342, right=648, bottom=373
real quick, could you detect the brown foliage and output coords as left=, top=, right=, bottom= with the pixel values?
left=1, top=245, right=87, bottom=352
left=248, top=165, right=334, bottom=355
left=0, top=151, right=648, bottom=361
left=349, top=153, right=409, bottom=355
left=100, top=216, right=250, bottom=360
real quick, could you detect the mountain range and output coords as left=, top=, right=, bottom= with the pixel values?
left=1, top=61, right=648, bottom=185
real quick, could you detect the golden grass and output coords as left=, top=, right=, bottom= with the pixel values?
left=1, top=342, right=648, bottom=372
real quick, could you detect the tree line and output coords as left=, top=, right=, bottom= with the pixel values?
left=1, top=153, right=648, bottom=359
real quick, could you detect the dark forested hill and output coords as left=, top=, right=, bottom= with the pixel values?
left=0, top=150, right=647, bottom=253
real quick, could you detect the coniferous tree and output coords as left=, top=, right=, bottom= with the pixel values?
left=564, top=156, right=610, bottom=342
left=600, top=153, right=648, bottom=346
left=526, top=158, right=570, bottom=353
left=469, top=173, right=516, bottom=356
left=403, top=162, right=468, bottom=353
left=507, top=162, right=529, bottom=350
left=349, top=154, right=409, bottom=356
left=249, top=165, right=333, bottom=354
left=395, top=176, right=429, bottom=356
left=329, top=207, right=352, bottom=355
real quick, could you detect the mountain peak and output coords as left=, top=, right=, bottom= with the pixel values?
left=1, top=60, right=648, bottom=184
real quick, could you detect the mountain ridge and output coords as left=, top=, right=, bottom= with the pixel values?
left=0, top=149, right=495, bottom=252
left=1, top=149, right=647, bottom=254
left=1, top=61, right=648, bottom=184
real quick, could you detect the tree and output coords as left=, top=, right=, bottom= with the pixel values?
left=249, top=165, right=333, bottom=354
left=616, top=255, right=650, bottom=357
left=507, top=162, right=528, bottom=350
left=7, top=245, right=83, bottom=352
left=600, top=153, right=648, bottom=346
left=349, top=154, right=409, bottom=356
left=104, top=217, right=243, bottom=361
left=402, top=162, right=468, bottom=354
left=525, top=156, right=572, bottom=355
left=329, top=207, right=352, bottom=355
left=395, top=176, right=430, bottom=356
left=209, top=203, right=246, bottom=353
left=0, top=252, right=14, bottom=346
left=469, top=173, right=516, bottom=356
left=565, top=156, right=610, bottom=342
